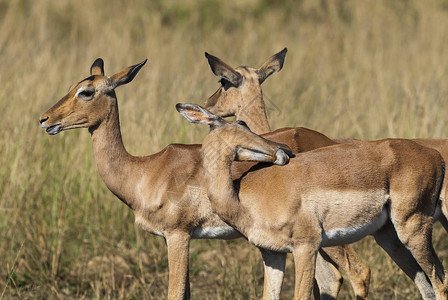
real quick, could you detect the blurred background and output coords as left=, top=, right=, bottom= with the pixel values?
left=1, top=0, right=448, bottom=298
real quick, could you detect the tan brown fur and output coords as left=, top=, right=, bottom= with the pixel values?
left=39, top=59, right=342, bottom=300
left=177, top=103, right=447, bottom=300
left=202, top=49, right=448, bottom=299
left=336, top=137, right=448, bottom=235
left=204, top=49, right=371, bottom=299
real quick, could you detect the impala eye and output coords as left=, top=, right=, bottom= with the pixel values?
left=236, top=120, right=250, bottom=129
left=78, top=89, right=95, bottom=98
left=219, top=78, right=234, bottom=91
left=219, top=78, right=229, bottom=86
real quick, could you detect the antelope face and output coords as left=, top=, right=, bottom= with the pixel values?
left=40, top=58, right=146, bottom=135
left=204, top=48, right=287, bottom=117
left=40, top=75, right=115, bottom=135
left=205, top=66, right=261, bottom=117
left=176, top=103, right=292, bottom=165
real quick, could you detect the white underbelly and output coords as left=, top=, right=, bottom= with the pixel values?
left=191, top=226, right=242, bottom=239
left=321, top=207, right=388, bottom=247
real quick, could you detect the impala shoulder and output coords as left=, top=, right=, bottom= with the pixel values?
left=157, top=143, right=201, bottom=157
left=267, top=126, right=295, bottom=136
left=157, top=144, right=202, bottom=180
left=292, top=127, right=337, bottom=150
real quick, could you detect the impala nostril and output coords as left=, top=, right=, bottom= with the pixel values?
left=40, top=116, right=49, bottom=124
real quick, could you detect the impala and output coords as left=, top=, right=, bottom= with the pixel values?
left=40, top=58, right=356, bottom=299
left=202, top=49, right=448, bottom=299
left=176, top=102, right=448, bottom=300
left=204, top=48, right=371, bottom=299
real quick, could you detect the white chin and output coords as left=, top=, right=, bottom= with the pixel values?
left=46, top=125, right=62, bottom=135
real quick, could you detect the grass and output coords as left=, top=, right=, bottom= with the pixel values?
left=1, top=0, right=448, bottom=298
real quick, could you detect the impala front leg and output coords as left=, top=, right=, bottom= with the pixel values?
left=166, top=231, right=191, bottom=300
left=259, top=248, right=286, bottom=300
left=292, top=244, right=319, bottom=300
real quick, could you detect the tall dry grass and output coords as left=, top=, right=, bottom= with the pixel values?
left=1, top=0, right=448, bottom=298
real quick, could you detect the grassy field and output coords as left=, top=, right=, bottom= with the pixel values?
left=1, top=0, right=448, bottom=298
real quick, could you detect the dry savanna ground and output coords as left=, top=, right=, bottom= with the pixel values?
left=1, top=0, right=448, bottom=299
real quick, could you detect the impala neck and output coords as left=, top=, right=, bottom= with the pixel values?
left=89, top=100, right=136, bottom=208
left=236, top=91, right=271, bottom=135
left=203, top=154, right=248, bottom=231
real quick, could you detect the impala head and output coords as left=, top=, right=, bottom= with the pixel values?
left=176, top=103, right=292, bottom=165
left=39, top=58, right=147, bottom=135
left=204, top=48, right=287, bottom=118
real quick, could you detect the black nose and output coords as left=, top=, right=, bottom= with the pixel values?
left=40, top=116, right=49, bottom=124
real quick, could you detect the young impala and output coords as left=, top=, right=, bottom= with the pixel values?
left=40, top=58, right=353, bottom=299
left=202, top=49, right=447, bottom=299
left=203, top=48, right=371, bottom=299
left=177, top=103, right=448, bottom=300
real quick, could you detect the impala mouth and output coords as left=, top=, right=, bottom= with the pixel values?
left=45, top=124, right=62, bottom=135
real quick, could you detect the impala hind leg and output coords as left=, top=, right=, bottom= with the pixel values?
left=292, top=244, right=319, bottom=300
left=259, top=248, right=286, bottom=300
left=392, top=214, right=447, bottom=300
left=166, top=232, right=191, bottom=300
left=319, top=245, right=370, bottom=300
left=373, top=221, right=435, bottom=300
left=313, top=252, right=343, bottom=300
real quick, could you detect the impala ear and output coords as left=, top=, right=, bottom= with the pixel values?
left=90, top=58, right=105, bottom=76
left=176, top=103, right=226, bottom=127
left=205, top=52, right=243, bottom=87
left=257, top=48, right=287, bottom=84
left=110, top=59, right=147, bottom=88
